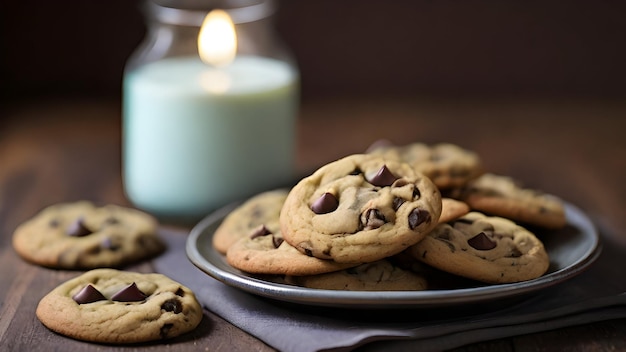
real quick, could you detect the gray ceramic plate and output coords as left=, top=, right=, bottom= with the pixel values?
left=186, top=201, right=601, bottom=309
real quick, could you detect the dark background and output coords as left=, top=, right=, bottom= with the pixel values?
left=1, top=0, right=625, bottom=103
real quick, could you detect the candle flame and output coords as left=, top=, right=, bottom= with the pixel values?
left=198, top=10, right=237, bottom=67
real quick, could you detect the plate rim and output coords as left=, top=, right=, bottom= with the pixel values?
left=185, top=201, right=601, bottom=309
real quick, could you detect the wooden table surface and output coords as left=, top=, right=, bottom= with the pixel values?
left=1, top=97, right=625, bottom=351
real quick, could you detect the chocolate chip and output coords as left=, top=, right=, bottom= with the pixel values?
left=367, top=165, right=398, bottom=187
left=361, top=209, right=386, bottom=230
left=66, top=217, right=92, bottom=237
left=250, top=224, right=272, bottom=239
left=111, top=282, right=147, bottom=302
left=349, top=167, right=363, bottom=176
left=161, top=298, right=183, bottom=314
left=272, top=236, right=284, bottom=248
left=392, top=197, right=405, bottom=211
left=408, top=208, right=430, bottom=229
left=175, top=288, right=185, bottom=297
left=467, top=232, right=497, bottom=250
left=72, top=284, right=106, bottom=304
left=412, top=187, right=421, bottom=199
left=101, top=237, right=120, bottom=251
left=160, top=323, right=173, bottom=339
left=311, top=192, right=338, bottom=214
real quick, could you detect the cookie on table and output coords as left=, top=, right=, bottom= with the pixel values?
left=213, top=189, right=288, bottom=254
left=36, top=269, right=202, bottom=344
left=280, top=154, right=442, bottom=264
left=447, top=173, right=567, bottom=229
left=286, top=259, right=428, bottom=291
left=12, top=201, right=165, bottom=269
left=226, top=229, right=356, bottom=276
left=406, top=212, right=550, bottom=284
left=367, top=141, right=484, bottom=190
left=439, top=198, right=471, bottom=224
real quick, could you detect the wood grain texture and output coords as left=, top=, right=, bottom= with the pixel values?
left=1, top=97, right=625, bottom=351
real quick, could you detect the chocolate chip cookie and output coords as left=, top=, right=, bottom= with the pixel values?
left=367, top=141, right=484, bottom=190
left=12, top=201, right=165, bottom=269
left=213, top=189, right=288, bottom=254
left=280, top=154, right=442, bottom=264
left=36, top=269, right=203, bottom=343
left=286, top=259, right=428, bottom=291
left=226, top=229, right=356, bottom=276
left=447, top=173, right=567, bottom=229
left=407, top=212, right=550, bottom=283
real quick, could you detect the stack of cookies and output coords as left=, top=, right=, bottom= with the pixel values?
left=215, top=142, right=566, bottom=291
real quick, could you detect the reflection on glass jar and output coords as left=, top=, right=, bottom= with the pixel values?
left=123, top=0, right=299, bottom=223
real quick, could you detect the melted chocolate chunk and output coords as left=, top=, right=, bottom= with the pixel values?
left=250, top=224, right=272, bottom=239
left=408, top=208, right=431, bottom=229
left=467, top=232, right=497, bottom=250
left=161, top=298, right=183, bottom=314
left=367, top=165, right=398, bottom=187
left=311, top=192, right=338, bottom=214
left=361, top=209, right=386, bottom=230
left=175, top=287, right=185, bottom=297
left=72, top=284, right=106, bottom=304
left=66, top=217, right=92, bottom=237
left=111, top=282, right=147, bottom=302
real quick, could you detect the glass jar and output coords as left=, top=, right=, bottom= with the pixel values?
left=123, top=0, right=299, bottom=223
